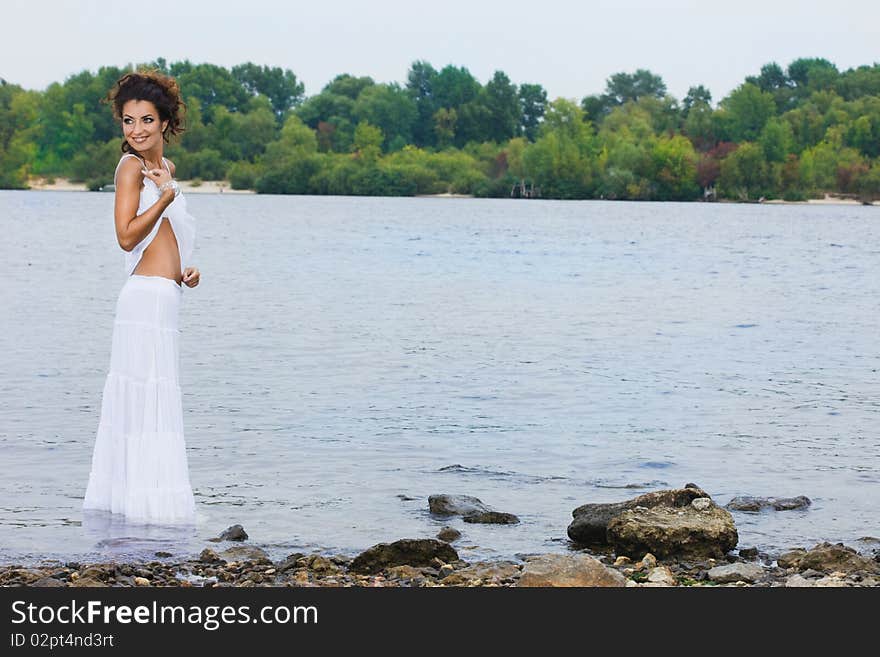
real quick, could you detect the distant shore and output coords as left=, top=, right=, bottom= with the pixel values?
left=17, top=180, right=878, bottom=205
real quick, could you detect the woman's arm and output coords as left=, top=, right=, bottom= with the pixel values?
left=114, top=157, right=175, bottom=252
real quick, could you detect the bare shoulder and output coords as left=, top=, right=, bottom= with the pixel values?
left=116, top=156, right=145, bottom=186
left=165, top=158, right=177, bottom=177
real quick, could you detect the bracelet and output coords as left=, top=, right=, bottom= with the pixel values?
left=159, top=179, right=181, bottom=198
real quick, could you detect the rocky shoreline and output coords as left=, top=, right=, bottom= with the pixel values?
left=2, top=488, right=877, bottom=588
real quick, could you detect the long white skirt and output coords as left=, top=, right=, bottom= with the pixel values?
left=83, top=274, right=196, bottom=524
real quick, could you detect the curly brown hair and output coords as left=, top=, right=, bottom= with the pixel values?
left=106, top=69, right=186, bottom=153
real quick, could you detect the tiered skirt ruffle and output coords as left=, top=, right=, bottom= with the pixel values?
left=83, top=275, right=196, bottom=524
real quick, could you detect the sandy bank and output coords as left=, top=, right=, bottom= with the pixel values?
left=765, top=194, right=877, bottom=206
left=26, top=177, right=254, bottom=194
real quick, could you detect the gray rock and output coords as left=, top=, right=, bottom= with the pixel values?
left=815, top=576, right=850, bottom=587
left=437, top=527, right=462, bottom=542
left=607, top=504, right=738, bottom=560
left=463, top=511, right=520, bottom=524
left=428, top=494, right=492, bottom=516
left=738, top=547, right=759, bottom=560
left=218, top=524, right=249, bottom=541
left=218, top=546, right=271, bottom=563
left=707, top=563, right=765, bottom=583
left=785, top=574, right=815, bottom=587
left=691, top=498, right=712, bottom=511
left=349, top=539, right=459, bottom=575
left=726, top=495, right=811, bottom=512
left=517, top=554, right=626, bottom=587
left=567, top=485, right=711, bottom=546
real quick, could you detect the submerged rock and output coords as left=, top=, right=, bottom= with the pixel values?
left=429, top=494, right=492, bottom=516
left=428, top=494, right=519, bottom=524
left=437, top=527, right=462, bottom=542
left=349, top=539, right=459, bottom=574
left=726, top=496, right=811, bottom=512
left=462, top=511, right=520, bottom=524
left=218, top=524, right=249, bottom=541
left=517, top=554, right=626, bottom=587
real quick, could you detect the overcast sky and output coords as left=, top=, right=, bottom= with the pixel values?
left=4, top=0, right=878, bottom=104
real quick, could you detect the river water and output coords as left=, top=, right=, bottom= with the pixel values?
left=0, top=191, right=877, bottom=564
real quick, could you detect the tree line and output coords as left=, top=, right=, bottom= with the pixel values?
left=1, top=57, right=879, bottom=201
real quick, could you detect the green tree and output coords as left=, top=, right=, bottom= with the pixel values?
left=518, top=83, right=547, bottom=141
left=353, top=83, right=417, bottom=150
left=523, top=98, right=596, bottom=198
left=683, top=99, right=716, bottom=151
left=718, top=142, right=776, bottom=199
left=432, top=65, right=480, bottom=110
left=323, top=74, right=375, bottom=100
left=787, top=58, right=839, bottom=96
left=169, top=61, right=251, bottom=121
left=433, top=107, right=457, bottom=148
left=746, top=62, right=792, bottom=110
left=604, top=69, right=667, bottom=105
left=717, top=83, right=777, bottom=142
left=649, top=135, right=699, bottom=200
left=758, top=118, right=794, bottom=163
left=483, top=71, right=521, bottom=142
left=682, top=85, right=712, bottom=117
left=406, top=60, right=439, bottom=148
left=232, top=63, right=305, bottom=118
left=352, top=121, right=383, bottom=163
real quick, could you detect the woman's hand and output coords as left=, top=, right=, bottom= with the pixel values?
left=182, top=266, right=200, bottom=288
left=142, top=167, right=173, bottom=190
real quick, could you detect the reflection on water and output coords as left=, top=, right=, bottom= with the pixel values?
left=81, top=510, right=200, bottom=561
left=1, top=192, right=878, bottom=564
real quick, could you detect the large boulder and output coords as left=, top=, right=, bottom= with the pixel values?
left=349, top=539, right=459, bottom=574
left=567, top=485, right=710, bottom=546
left=517, top=554, right=626, bottom=587
left=606, top=501, right=738, bottom=560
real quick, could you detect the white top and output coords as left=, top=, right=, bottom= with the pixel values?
left=114, top=153, right=196, bottom=279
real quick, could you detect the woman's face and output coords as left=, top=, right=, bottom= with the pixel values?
left=121, top=99, right=169, bottom=153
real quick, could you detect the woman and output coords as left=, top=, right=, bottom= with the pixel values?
left=83, top=70, right=200, bottom=524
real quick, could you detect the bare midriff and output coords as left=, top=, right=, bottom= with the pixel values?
left=131, top=217, right=182, bottom=285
